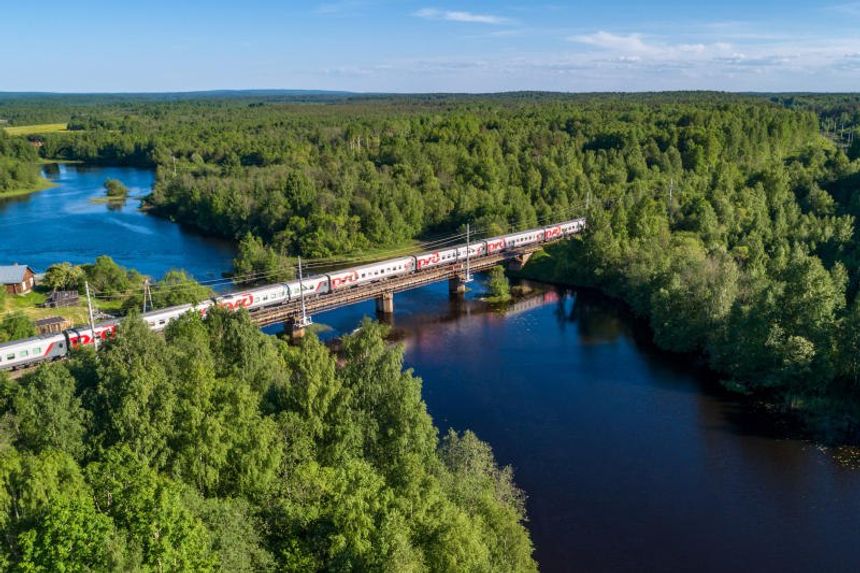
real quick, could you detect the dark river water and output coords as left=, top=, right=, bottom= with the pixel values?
left=5, top=166, right=860, bottom=572
left=0, top=164, right=235, bottom=282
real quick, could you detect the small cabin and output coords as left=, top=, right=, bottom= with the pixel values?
left=43, top=290, right=80, bottom=308
left=0, top=265, right=36, bottom=295
left=35, top=316, right=72, bottom=335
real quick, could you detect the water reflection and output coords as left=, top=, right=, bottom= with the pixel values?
left=296, top=278, right=860, bottom=572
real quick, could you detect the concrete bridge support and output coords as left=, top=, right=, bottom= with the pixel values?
left=507, top=252, right=533, bottom=272
left=376, top=291, right=394, bottom=315
left=285, top=317, right=306, bottom=341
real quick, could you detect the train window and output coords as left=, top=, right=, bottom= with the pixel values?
left=20, top=350, right=29, bottom=357
left=34, top=347, right=41, bottom=354
left=59, top=342, right=64, bottom=348
left=361, top=273, right=366, bottom=278
left=5, top=354, right=13, bottom=361
left=159, top=320, right=166, bottom=325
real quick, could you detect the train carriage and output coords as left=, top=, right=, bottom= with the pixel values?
left=414, top=248, right=459, bottom=271
left=328, top=257, right=414, bottom=290
left=455, top=241, right=487, bottom=262
left=0, top=333, right=68, bottom=370
left=145, top=304, right=195, bottom=331
left=505, top=229, right=545, bottom=250
left=285, top=276, right=331, bottom=300
left=66, top=321, right=120, bottom=348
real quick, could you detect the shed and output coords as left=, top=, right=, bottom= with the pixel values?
left=43, top=290, right=80, bottom=308
left=35, top=316, right=72, bottom=335
left=0, top=265, right=36, bottom=295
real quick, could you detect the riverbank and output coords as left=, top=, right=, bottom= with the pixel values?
left=0, top=175, right=57, bottom=199
left=514, top=243, right=860, bottom=445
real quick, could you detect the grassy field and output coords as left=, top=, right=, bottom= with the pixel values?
left=3, top=287, right=124, bottom=328
left=3, top=123, right=68, bottom=136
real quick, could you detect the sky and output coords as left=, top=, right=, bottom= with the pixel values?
left=1, top=0, right=859, bottom=93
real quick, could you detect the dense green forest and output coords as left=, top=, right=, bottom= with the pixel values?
left=0, top=131, right=40, bottom=195
left=3, top=88, right=860, bottom=558
left=4, top=91, right=860, bottom=428
left=0, top=311, right=534, bottom=571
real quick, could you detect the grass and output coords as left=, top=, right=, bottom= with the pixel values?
left=3, top=123, right=69, bottom=136
left=0, top=176, right=57, bottom=199
left=38, top=158, right=83, bottom=165
left=2, top=287, right=123, bottom=328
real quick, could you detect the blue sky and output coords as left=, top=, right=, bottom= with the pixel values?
left=2, top=0, right=859, bottom=92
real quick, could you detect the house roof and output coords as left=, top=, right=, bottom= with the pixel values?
left=35, top=316, right=68, bottom=327
left=0, top=265, right=34, bottom=284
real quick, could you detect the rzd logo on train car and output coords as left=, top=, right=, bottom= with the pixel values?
left=416, top=252, right=440, bottom=270
left=486, top=239, right=505, bottom=253
left=544, top=226, right=562, bottom=240
left=219, top=293, right=254, bottom=310
left=69, top=324, right=119, bottom=348
left=331, top=271, right=359, bottom=289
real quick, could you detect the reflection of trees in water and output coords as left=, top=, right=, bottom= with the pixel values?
left=569, top=290, right=626, bottom=344
left=42, top=162, right=60, bottom=177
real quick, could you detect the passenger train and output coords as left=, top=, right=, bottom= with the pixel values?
left=0, top=218, right=585, bottom=371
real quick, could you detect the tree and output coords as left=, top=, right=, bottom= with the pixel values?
left=83, top=255, right=134, bottom=296
left=16, top=494, right=116, bottom=572
left=13, top=363, right=89, bottom=459
left=90, top=316, right=175, bottom=467
left=0, top=311, right=36, bottom=343
left=42, top=262, right=85, bottom=291
left=486, top=266, right=511, bottom=302
left=232, top=233, right=294, bottom=284
left=86, top=446, right=216, bottom=571
left=103, top=178, right=129, bottom=198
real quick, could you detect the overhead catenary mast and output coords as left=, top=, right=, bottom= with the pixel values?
left=297, top=256, right=312, bottom=329
left=464, top=222, right=473, bottom=283
left=85, top=281, right=99, bottom=351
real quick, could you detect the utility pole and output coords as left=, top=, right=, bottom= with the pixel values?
left=85, top=281, right=98, bottom=351
left=464, top=223, right=473, bottom=283
left=297, top=256, right=311, bottom=329
left=142, top=279, right=153, bottom=313
left=172, top=155, right=177, bottom=176
left=586, top=189, right=591, bottom=211
left=668, top=178, right=674, bottom=206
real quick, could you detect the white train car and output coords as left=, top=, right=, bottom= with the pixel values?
left=0, top=333, right=68, bottom=370
left=328, top=256, right=414, bottom=290
left=558, top=218, right=586, bottom=236
left=66, top=321, right=121, bottom=348
left=413, top=247, right=459, bottom=271
left=144, top=304, right=195, bottom=332
left=484, top=235, right=507, bottom=255
left=455, top=241, right=487, bottom=262
left=505, top=228, right=545, bottom=250
left=285, top=275, right=331, bottom=300
left=215, top=283, right=288, bottom=312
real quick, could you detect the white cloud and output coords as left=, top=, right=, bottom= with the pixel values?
left=571, top=31, right=657, bottom=55
left=414, top=8, right=510, bottom=25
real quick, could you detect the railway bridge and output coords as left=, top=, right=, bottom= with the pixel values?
left=250, top=247, right=541, bottom=337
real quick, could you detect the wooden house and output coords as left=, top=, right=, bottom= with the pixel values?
left=0, top=265, right=36, bottom=295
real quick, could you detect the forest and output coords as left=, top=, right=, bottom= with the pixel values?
left=0, top=310, right=535, bottom=571
left=3, top=90, right=860, bottom=566
left=0, top=130, right=39, bottom=195
left=5, top=91, right=860, bottom=427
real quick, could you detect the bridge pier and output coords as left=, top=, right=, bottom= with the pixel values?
left=376, top=292, right=394, bottom=315
left=449, top=276, right=467, bottom=296
left=507, top=252, right=533, bottom=272
left=285, top=317, right=307, bottom=341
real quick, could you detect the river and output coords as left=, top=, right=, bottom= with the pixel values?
left=5, top=165, right=860, bottom=572
left=0, top=164, right=235, bottom=282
